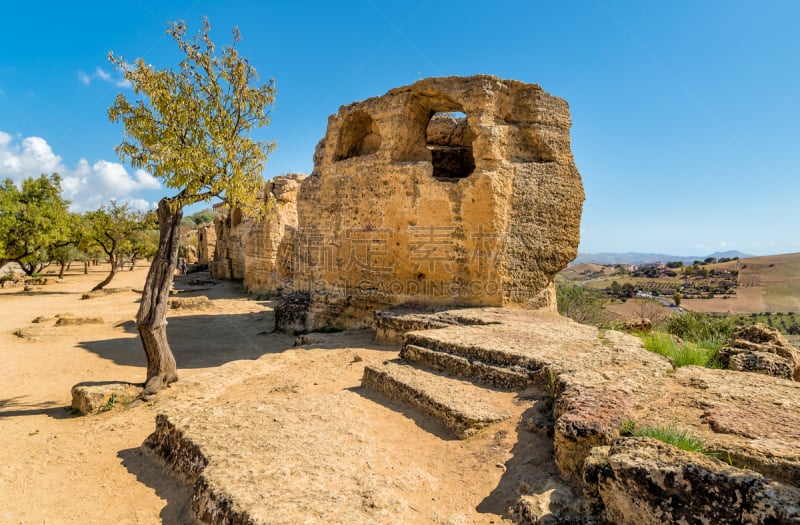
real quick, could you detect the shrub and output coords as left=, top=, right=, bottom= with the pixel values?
left=556, top=283, right=612, bottom=327
left=663, top=311, right=734, bottom=348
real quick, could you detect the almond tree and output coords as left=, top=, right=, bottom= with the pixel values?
left=108, top=19, right=275, bottom=397
left=86, top=201, right=149, bottom=291
left=0, top=174, right=73, bottom=276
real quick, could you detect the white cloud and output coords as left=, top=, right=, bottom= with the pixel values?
left=0, top=134, right=62, bottom=177
left=126, top=198, right=152, bottom=212
left=134, top=168, right=161, bottom=190
left=77, top=66, right=131, bottom=89
left=0, top=130, right=160, bottom=211
left=94, top=66, right=111, bottom=81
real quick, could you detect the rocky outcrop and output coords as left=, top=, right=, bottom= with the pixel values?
left=718, top=323, right=800, bottom=380
left=585, top=438, right=800, bottom=525
left=281, top=75, right=583, bottom=330
left=210, top=174, right=306, bottom=293
left=619, top=318, right=652, bottom=333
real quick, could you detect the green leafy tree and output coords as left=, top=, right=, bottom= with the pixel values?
left=128, top=211, right=159, bottom=270
left=87, top=201, right=149, bottom=291
left=108, top=19, right=275, bottom=396
left=0, top=174, right=74, bottom=275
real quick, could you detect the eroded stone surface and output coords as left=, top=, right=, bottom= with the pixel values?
left=369, top=307, right=800, bottom=520
left=269, top=75, right=583, bottom=330
left=592, top=437, right=800, bottom=525
left=197, top=224, right=217, bottom=265
left=141, top=308, right=800, bottom=524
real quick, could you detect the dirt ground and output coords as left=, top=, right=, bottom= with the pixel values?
left=0, top=264, right=546, bottom=524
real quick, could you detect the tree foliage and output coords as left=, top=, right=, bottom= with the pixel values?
left=108, top=18, right=275, bottom=214
left=0, top=174, right=74, bottom=275
left=107, top=18, right=276, bottom=396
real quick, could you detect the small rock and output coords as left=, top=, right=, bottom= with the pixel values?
left=619, top=318, right=653, bottom=333
left=168, top=296, right=211, bottom=309
left=55, top=313, right=104, bottom=326
left=71, top=382, right=142, bottom=415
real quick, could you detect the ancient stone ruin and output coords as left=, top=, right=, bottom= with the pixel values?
left=211, top=173, right=306, bottom=294
left=161, top=76, right=800, bottom=524
left=212, top=75, right=584, bottom=330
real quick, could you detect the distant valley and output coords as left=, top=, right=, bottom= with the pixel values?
left=561, top=251, right=800, bottom=316
left=572, top=250, right=753, bottom=266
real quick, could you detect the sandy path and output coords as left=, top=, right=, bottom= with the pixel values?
left=0, top=264, right=274, bottom=524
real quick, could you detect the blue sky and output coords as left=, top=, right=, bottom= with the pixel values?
left=1, top=1, right=799, bottom=256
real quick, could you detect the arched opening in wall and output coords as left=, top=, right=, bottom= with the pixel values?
left=426, top=110, right=475, bottom=181
left=334, top=110, right=382, bottom=161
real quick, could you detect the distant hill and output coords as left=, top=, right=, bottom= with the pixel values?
left=572, top=250, right=754, bottom=266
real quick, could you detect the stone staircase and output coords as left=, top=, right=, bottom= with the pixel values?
left=361, top=309, right=543, bottom=439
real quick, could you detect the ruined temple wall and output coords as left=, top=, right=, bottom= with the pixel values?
left=242, top=174, right=305, bottom=293
left=288, top=75, right=584, bottom=329
left=197, top=224, right=217, bottom=265
left=209, top=215, right=249, bottom=280
left=210, top=174, right=306, bottom=292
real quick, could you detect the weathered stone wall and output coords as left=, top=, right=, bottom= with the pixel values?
left=287, top=75, right=584, bottom=329
left=197, top=224, right=217, bottom=265
left=210, top=174, right=306, bottom=293
left=209, top=211, right=249, bottom=280
left=242, top=174, right=305, bottom=293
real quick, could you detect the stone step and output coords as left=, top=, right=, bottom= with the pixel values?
left=373, top=310, right=453, bottom=344
left=361, top=360, right=514, bottom=439
left=404, top=331, right=539, bottom=370
left=400, top=344, right=533, bottom=389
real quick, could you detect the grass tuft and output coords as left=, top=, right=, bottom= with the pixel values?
left=632, top=424, right=712, bottom=455
left=641, top=331, right=721, bottom=368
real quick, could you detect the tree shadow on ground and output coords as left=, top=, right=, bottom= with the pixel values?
left=0, top=396, right=78, bottom=420
left=118, top=447, right=192, bottom=523
left=79, top=309, right=296, bottom=369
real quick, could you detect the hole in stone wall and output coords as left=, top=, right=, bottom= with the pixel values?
left=426, top=110, right=475, bottom=181
left=334, top=110, right=382, bottom=161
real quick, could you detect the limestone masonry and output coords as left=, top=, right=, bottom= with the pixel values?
left=211, top=75, right=584, bottom=330
left=211, top=173, right=306, bottom=294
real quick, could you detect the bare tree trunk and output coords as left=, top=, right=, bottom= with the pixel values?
left=92, top=264, right=117, bottom=291
left=136, top=199, right=182, bottom=398
left=58, top=262, right=66, bottom=279
left=130, top=256, right=137, bottom=271
left=67, top=261, right=72, bottom=271
left=84, top=261, right=89, bottom=274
